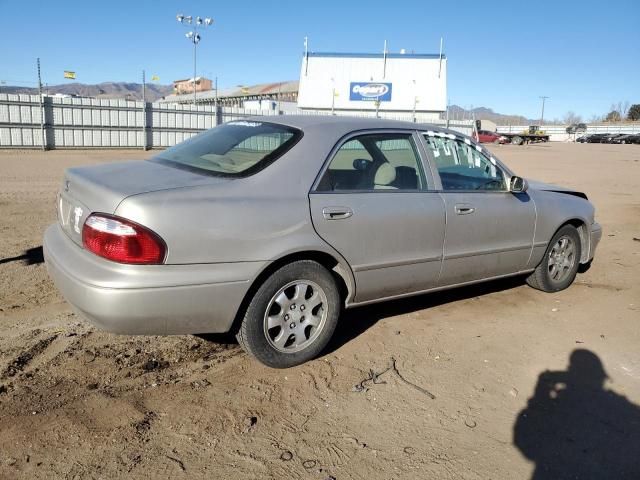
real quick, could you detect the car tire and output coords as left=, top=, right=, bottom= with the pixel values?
left=236, top=260, right=341, bottom=368
left=512, top=136, right=523, bottom=146
left=526, top=225, right=582, bottom=293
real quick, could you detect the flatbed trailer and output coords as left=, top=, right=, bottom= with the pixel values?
left=474, top=121, right=551, bottom=145
left=500, top=132, right=550, bottom=145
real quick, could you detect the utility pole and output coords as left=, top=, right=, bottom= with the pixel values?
left=446, top=97, right=450, bottom=128
left=37, top=58, right=45, bottom=151
left=382, top=40, right=388, bottom=79
left=330, top=77, right=335, bottom=115
left=539, top=96, right=549, bottom=126
left=304, top=36, right=309, bottom=76
left=142, top=70, right=147, bottom=151
left=277, top=82, right=282, bottom=114
left=438, top=37, right=444, bottom=78
left=412, top=79, right=417, bottom=123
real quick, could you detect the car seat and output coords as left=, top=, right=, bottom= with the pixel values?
left=374, top=163, right=397, bottom=189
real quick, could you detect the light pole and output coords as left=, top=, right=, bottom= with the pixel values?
left=412, top=79, right=418, bottom=123
left=330, top=77, right=335, bottom=115
left=539, top=96, right=549, bottom=126
left=176, top=14, right=213, bottom=106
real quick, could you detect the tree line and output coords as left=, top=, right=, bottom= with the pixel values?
left=561, top=102, right=640, bottom=125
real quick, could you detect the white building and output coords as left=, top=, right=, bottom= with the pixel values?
left=297, top=51, right=447, bottom=120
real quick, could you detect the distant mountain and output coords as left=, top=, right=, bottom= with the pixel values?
left=446, top=105, right=542, bottom=125
left=1, top=82, right=173, bottom=102
left=1, top=82, right=542, bottom=121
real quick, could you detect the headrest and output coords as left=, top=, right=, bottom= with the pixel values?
left=374, top=163, right=396, bottom=186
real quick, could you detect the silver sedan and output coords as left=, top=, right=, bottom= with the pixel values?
left=44, top=116, right=602, bottom=367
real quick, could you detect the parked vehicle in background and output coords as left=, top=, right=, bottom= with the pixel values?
left=473, top=130, right=507, bottom=144
left=598, top=134, right=623, bottom=144
left=566, top=123, right=587, bottom=134
left=608, top=134, right=639, bottom=144
left=43, top=116, right=602, bottom=368
left=602, top=134, right=622, bottom=144
left=576, top=132, right=639, bottom=144
left=501, top=126, right=550, bottom=145
left=474, top=120, right=548, bottom=146
left=585, top=134, right=609, bottom=143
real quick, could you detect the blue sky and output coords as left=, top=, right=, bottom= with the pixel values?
left=1, top=0, right=638, bottom=120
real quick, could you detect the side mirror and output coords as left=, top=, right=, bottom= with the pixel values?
left=510, top=176, right=528, bottom=193
left=352, top=158, right=370, bottom=171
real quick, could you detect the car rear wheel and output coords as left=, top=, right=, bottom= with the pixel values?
left=526, top=225, right=582, bottom=292
left=236, top=260, right=340, bottom=368
left=512, top=136, right=524, bottom=145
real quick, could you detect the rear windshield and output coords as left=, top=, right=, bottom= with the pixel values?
left=152, top=121, right=302, bottom=177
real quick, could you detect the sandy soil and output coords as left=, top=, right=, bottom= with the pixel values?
left=0, top=144, right=639, bottom=479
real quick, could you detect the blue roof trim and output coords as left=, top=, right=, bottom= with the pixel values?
left=306, top=52, right=445, bottom=59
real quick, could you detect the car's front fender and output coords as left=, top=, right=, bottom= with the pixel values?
left=527, top=189, right=597, bottom=266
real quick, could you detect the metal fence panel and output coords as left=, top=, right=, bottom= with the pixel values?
left=0, top=104, right=8, bottom=123
left=10, top=128, right=21, bottom=145
left=2, top=92, right=637, bottom=149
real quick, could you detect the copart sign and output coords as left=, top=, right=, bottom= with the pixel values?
left=349, top=82, right=393, bottom=102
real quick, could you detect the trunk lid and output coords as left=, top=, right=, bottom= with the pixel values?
left=57, top=159, right=227, bottom=246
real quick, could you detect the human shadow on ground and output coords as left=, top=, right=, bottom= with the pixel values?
left=0, top=246, right=44, bottom=266
left=514, top=349, right=640, bottom=479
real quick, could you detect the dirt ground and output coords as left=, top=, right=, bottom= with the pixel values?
left=0, top=143, right=639, bottom=479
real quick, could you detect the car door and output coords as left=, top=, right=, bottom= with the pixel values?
left=421, top=133, right=536, bottom=286
left=309, top=131, right=445, bottom=303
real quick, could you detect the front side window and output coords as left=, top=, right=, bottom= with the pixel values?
left=152, top=121, right=301, bottom=176
left=316, top=133, right=424, bottom=192
left=423, top=135, right=506, bottom=191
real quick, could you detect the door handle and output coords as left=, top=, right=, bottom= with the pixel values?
left=322, top=206, right=353, bottom=220
left=454, top=204, right=475, bottom=215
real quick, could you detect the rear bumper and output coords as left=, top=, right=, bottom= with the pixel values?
left=588, top=222, right=602, bottom=261
left=43, top=224, right=265, bottom=335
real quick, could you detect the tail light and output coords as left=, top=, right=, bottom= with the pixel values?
left=82, top=214, right=166, bottom=265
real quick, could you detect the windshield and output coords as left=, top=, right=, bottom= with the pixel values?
left=152, top=121, right=302, bottom=177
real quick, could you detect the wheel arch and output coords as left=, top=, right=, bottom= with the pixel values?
left=555, top=218, right=590, bottom=263
left=228, top=250, right=354, bottom=335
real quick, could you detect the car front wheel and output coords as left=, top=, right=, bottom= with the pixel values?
left=526, top=225, right=582, bottom=292
left=236, top=260, right=341, bottom=368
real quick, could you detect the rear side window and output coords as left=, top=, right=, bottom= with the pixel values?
left=316, top=133, right=425, bottom=192
left=152, top=121, right=301, bottom=177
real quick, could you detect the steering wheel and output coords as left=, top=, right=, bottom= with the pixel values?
left=475, top=179, right=503, bottom=190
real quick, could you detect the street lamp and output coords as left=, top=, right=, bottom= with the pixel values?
left=176, top=14, right=213, bottom=106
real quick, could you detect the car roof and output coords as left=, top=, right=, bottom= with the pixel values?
left=245, top=114, right=457, bottom=136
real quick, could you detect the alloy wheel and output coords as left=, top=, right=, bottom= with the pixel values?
left=547, top=235, right=576, bottom=283
left=263, top=280, right=328, bottom=353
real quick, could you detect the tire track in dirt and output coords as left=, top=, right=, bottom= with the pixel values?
left=1, top=333, right=58, bottom=379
